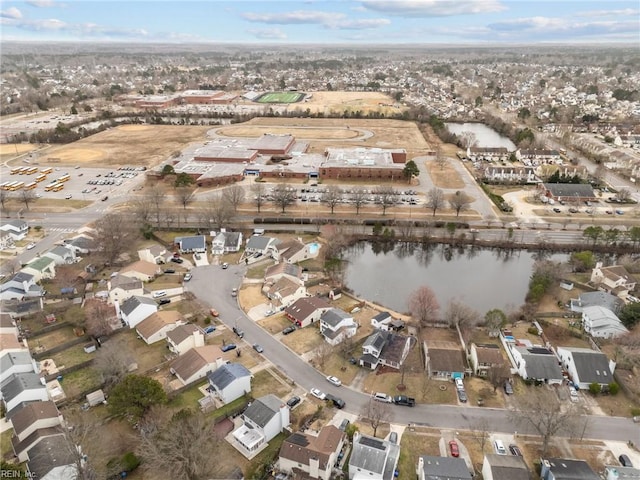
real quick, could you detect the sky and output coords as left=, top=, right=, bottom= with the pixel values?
left=1, top=0, right=639, bottom=44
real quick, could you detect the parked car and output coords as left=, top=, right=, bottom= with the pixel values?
left=326, top=375, right=342, bottom=387
left=26, top=242, right=36, bottom=250
left=455, top=378, right=464, bottom=390
left=65, top=194, right=72, bottom=199
left=203, top=326, right=216, bottom=334
left=373, top=392, right=393, bottom=403
left=503, top=381, right=514, bottom=395
left=509, top=444, right=523, bottom=456
left=339, top=419, right=350, bottom=431
left=221, top=344, right=237, bottom=352
left=210, top=308, right=219, bottom=317
left=282, top=325, right=296, bottom=335
left=163, top=268, right=176, bottom=274
left=222, top=262, right=229, bottom=269
left=232, top=326, right=244, bottom=338
left=157, top=298, right=171, bottom=306
left=553, top=207, right=561, bottom=213
left=619, top=455, right=633, bottom=467
left=310, top=388, right=326, bottom=400
left=494, top=440, right=507, bottom=455
left=457, top=389, right=467, bottom=403
left=449, top=440, right=459, bottom=457
left=253, top=344, right=264, bottom=353
left=286, top=396, right=301, bottom=408
left=101, top=196, right=108, bottom=201
left=231, top=287, right=238, bottom=297
left=326, top=394, right=345, bottom=409
left=393, top=395, right=415, bottom=407
left=170, top=257, right=184, bottom=264
left=183, top=272, right=192, bottom=281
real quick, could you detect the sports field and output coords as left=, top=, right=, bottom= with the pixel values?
left=256, top=92, right=305, bottom=104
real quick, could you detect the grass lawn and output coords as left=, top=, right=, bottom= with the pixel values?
left=591, top=390, right=640, bottom=417
left=168, top=381, right=208, bottom=410
left=50, top=343, right=95, bottom=369
left=1, top=429, right=14, bottom=459
left=397, top=431, right=441, bottom=480
left=29, top=325, right=77, bottom=350
left=257, top=313, right=291, bottom=334
left=464, top=377, right=505, bottom=409
left=60, top=366, right=102, bottom=399
left=251, top=369, right=294, bottom=400
left=246, top=261, right=273, bottom=279
left=117, top=331, right=171, bottom=372
left=281, top=325, right=324, bottom=355
left=323, top=353, right=360, bottom=386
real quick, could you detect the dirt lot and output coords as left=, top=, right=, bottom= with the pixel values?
left=0, top=142, right=40, bottom=162
left=289, top=91, right=406, bottom=117
left=238, top=284, right=265, bottom=311
left=426, top=158, right=465, bottom=189
left=39, top=125, right=210, bottom=167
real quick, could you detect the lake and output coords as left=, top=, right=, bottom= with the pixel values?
left=344, top=242, right=567, bottom=315
left=445, top=122, right=516, bottom=150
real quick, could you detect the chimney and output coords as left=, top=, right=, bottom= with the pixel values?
left=193, top=329, right=204, bottom=347
left=417, top=457, right=424, bottom=478
left=113, top=300, right=121, bottom=318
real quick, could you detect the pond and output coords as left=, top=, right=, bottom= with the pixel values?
left=343, top=242, right=567, bottom=314
left=445, top=122, right=516, bottom=150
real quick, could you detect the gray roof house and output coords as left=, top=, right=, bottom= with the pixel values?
left=0, top=351, right=37, bottom=383
left=557, top=347, right=614, bottom=390
left=119, top=295, right=158, bottom=329
left=245, top=236, right=280, bottom=258
left=1, top=372, right=48, bottom=413
left=482, top=454, right=530, bottom=480
left=417, top=456, right=473, bottom=480
left=569, top=291, right=623, bottom=314
left=360, top=330, right=412, bottom=370
left=174, top=235, right=206, bottom=253
left=0, top=272, right=45, bottom=301
left=232, top=394, right=290, bottom=458
left=582, top=305, right=628, bottom=339
left=43, top=245, right=76, bottom=265
left=207, top=363, right=252, bottom=404
left=211, top=231, right=243, bottom=255
left=349, top=432, right=400, bottom=480
left=319, top=308, right=357, bottom=346
left=64, top=235, right=95, bottom=254
left=0, top=219, right=29, bottom=240
left=26, top=436, right=77, bottom=480
left=512, top=346, right=563, bottom=385
left=540, top=457, right=599, bottom=480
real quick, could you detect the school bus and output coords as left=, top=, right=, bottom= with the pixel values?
left=18, top=167, right=30, bottom=175
left=35, top=174, right=47, bottom=183
left=24, top=182, right=37, bottom=190
left=56, top=174, right=71, bottom=183
left=44, top=182, right=60, bottom=192
left=52, top=183, right=64, bottom=192
left=2, top=181, right=17, bottom=190
left=10, top=181, right=25, bottom=191
left=0, top=182, right=9, bottom=190
left=40, top=167, right=53, bottom=175
left=10, top=167, right=21, bottom=175
left=26, top=167, right=39, bottom=175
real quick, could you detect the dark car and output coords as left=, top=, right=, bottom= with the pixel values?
left=163, top=268, right=176, bottom=274
left=232, top=326, right=245, bottom=338
left=509, top=445, right=523, bottom=456
left=339, top=419, right=350, bottom=431
left=101, top=195, right=108, bottom=201
left=504, top=381, right=514, bottom=395
left=170, top=257, right=184, bottom=264
left=457, top=389, right=467, bottom=403
left=252, top=344, right=264, bottom=353
left=286, top=396, right=301, bottom=408
left=157, top=298, right=171, bottom=305
left=326, top=394, right=345, bottom=409
left=619, top=455, right=633, bottom=467
left=282, top=325, right=296, bottom=335
left=221, top=344, right=237, bottom=352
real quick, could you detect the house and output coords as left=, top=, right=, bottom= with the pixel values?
left=166, top=324, right=204, bottom=355
left=0, top=219, right=29, bottom=241
left=264, top=263, right=304, bottom=286
left=426, top=346, right=467, bottom=380
left=137, top=244, right=167, bottom=264
left=0, top=330, right=27, bottom=356
left=21, top=256, right=56, bottom=282
left=275, top=238, right=319, bottom=264
left=482, top=165, right=538, bottom=184
left=360, top=330, right=412, bottom=370
left=285, top=296, right=331, bottom=327
left=556, top=347, right=615, bottom=390
left=0, top=351, right=38, bottom=383
left=349, top=432, right=400, bottom=480
left=582, top=305, right=628, bottom=338
left=118, top=295, right=158, bottom=329
left=278, top=425, right=345, bottom=480
left=604, top=465, right=640, bottom=480
left=1, top=372, right=48, bottom=413
left=170, top=345, right=225, bottom=386
left=482, top=454, right=530, bottom=480
left=569, top=291, right=623, bottom=314
left=63, top=234, right=95, bottom=255
left=591, top=262, right=637, bottom=299
left=417, top=456, right=473, bottom=480
left=232, top=394, right=290, bottom=457
left=469, top=343, right=505, bottom=377
left=26, top=436, right=78, bottom=480
left=211, top=231, right=243, bottom=255
left=13, top=427, right=65, bottom=463
left=468, top=146, right=510, bottom=161
left=319, top=308, right=357, bottom=346
left=245, top=235, right=280, bottom=258
left=0, top=230, right=15, bottom=250
left=265, top=277, right=307, bottom=308
left=517, top=149, right=561, bottom=164
left=174, top=235, right=207, bottom=253
left=537, top=183, right=597, bottom=202
left=0, top=272, right=45, bottom=300
left=370, top=312, right=405, bottom=332
left=207, top=363, right=252, bottom=404
left=540, top=458, right=599, bottom=480
left=135, top=310, right=184, bottom=345
left=0, top=312, right=17, bottom=335
left=108, top=274, right=145, bottom=304
left=42, top=246, right=76, bottom=265
left=511, top=346, right=563, bottom=385
left=119, top=260, right=161, bottom=282
left=10, top=401, right=63, bottom=462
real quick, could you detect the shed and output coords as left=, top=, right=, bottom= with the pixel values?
left=83, top=343, right=97, bottom=354
left=86, top=389, right=106, bottom=407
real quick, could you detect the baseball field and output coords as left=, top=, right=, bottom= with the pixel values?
left=256, top=92, right=305, bottom=103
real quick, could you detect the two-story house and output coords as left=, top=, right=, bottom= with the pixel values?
left=360, top=330, right=412, bottom=370
left=285, top=296, right=331, bottom=328
left=0, top=230, right=15, bottom=250
left=370, top=312, right=405, bottom=332
left=582, top=305, right=628, bottom=339
left=417, top=456, right=472, bottom=480
left=118, top=295, right=158, bottom=329
left=207, top=363, right=252, bottom=404
left=540, top=458, right=599, bottom=480
left=469, top=343, right=505, bottom=377
left=349, top=432, right=400, bottom=480
left=278, top=425, right=345, bottom=480
left=319, top=308, right=357, bottom=346
left=211, top=231, right=243, bottom=255
left=556, top=347, right=615, bottom=390
left=265, top=277, right=306, bottom=309
left=43, top=246, right=76, bottom=265
left=108, top=274, right=145, bottom=304
left=118, top=260, right=161, bottom=282
left=0, top=272, right=45, bottom=300
left=26, top=436, right=78, bottom=480
left=21, top=256, right=56, bottom=282
left=10, top=400, right=64, bottom=462
left=135, top=311, right=184, bottom=345
left=590, top=262, right=637, bottom=299
left=1, top=372, right=48, bottom=414
left=137, top=244, right=167, bottom=264
left=170, top=345, right=225, bottom=386
left=166, top=324, right=204, bottom=355
left=511, top=346, right=563, bottom=385
left=0, top=351, right=38, bottom=383
left=0, top=220, right=29, bottom=241
left=245, top=236, right=280, bottom=261
left=232, top=394, right=290, bottom=457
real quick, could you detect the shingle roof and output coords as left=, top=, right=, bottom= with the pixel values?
left=120, top=295, right=157, bottom=316
left=175, top=235, right=206, bottom=251
left=485, top=454, right=530, bottom=480
left=207, top=363, right=251, bottom=390
left=364, top=330, right=388, bottom=352
left=120, top=260, right=159, bottom=277
left=543, top=183, right=596, bottom=198
left=543, top=458, right=599, bottom=479
left=285, top=296, right=330, bottom=322
left=46, top=245, right=73, bottom=258
left=474, top=343, right=505, bottom=366
left=418, top=456, right=473, bottom=479
left=0, top=351, right=33, bottom=373
left=12, top=426, right=64, bottom=459
left=560, top=347, right=612, bottom=385
left=110, top=274, right=143, bottom=291
left=0, top=312, right=15, bottom=329
left=10, top=401, right=60, bottom=437
left=279, top=425, right=343, bottom=470
left=518, top=347, right=563, bottom=381
left=428, top=348, right=466, bottom=373
left=265, top=262, right=302, bottom=280
left=135, top=311, right=182, bottom=340
left=350, top=433, right=400, bottom=479
left=1, top=372, right=44, bottom=403
left=243, top=394, right=283, bottom=428
left=166, top=324, right=200, bottom=346
left=246, top=235, right=279, bottom=251
left=27, top=436, right=77, bottom=479
left=321, top=308, right=351, bottom=328
left=171, top=345, right=223, bottom=382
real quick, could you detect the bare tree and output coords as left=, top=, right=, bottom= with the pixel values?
left=426, top=188, right=445, bottom=217
left=20, top=188, right=36, bottom=210
left=53, top=264, right=80, bottom=292
left=202, top=195, right=234, bottom=229
left=445, top=300, right=479, bottom=330
left=137, top=409, right=220, bottom=480
left=360, top=399, right=391, bottom=438
left=54, top=408, right=106, bottom=480
left=175, top=186, right=196, bottom=210
left=85, top=298, right=116, bottom=338
left=351, top=187, right=368, bottom=215
left=487, top=364, right=510, bottom=392
left=321, top=185, right=343, bottom=214
left=272, top=184, right=297, bottom=213
left=469, top=418, right=491, bottom=454
left=0, top=189, right=7, bottom=210
left=251, top=183, right=266, bottom=213
left=223, top=184, right=245, bottom=212
left=510, top=390, right=578, bottom=455
left=314, top=342, right=333, bottom=370
left=148, top=189, right=166, bottom=228
left=616, top=188, right=631, bottom=202
left=131, top=196, right=153, bottom=225
left=374, top=185, right=396, bottom=215
left=93, top=212, right=137, bottom=265
left=408, top=285, right=440, bottom=330
left=435, top=147, right=447, bottom=170
left=94, top=337, right=136, bottom=390
left=449, top=190, right=473, bottom=217
left=459, top=132, right=478, bottom=149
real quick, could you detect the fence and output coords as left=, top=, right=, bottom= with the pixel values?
left=32, top=335, right=90, bottom=361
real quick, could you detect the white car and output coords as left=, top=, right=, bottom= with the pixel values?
left=326, top=375, right=342, bottom=387
left=310, top=388, right=326, bottom=400
left=455, top=378, right=464, bottom=390
left=65, top=194, right=72, bottom=199
left=26, top=242, right=36, bottom=250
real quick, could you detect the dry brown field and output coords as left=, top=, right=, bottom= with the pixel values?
left=285, top=91, right=406, bottom=116
left=0, top=143, right=39, bottom=162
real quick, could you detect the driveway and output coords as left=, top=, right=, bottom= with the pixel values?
left=439, top=431, right=473, bottom=471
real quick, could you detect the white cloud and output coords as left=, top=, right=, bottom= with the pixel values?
left=360, top=0, right=506, bottom=17
left=334, top=18, right=391, bottom=29
left=1, top=7, right=23, bottom=20
left=242, top=10, right=336, bottom=25
left=577, top=8, right=640, bottom=17
left=247, top=28, right=287, bottom=40
left=26, top=0, right=58, bottom=7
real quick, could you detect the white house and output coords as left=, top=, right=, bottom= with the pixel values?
left=26, top=437, right=78, bottom=480
left=43, top=246, right=76, bottom=265
left=135, top=311, right=184, bottom=345
left=207, top=363, right=252, bottom=405
left=265, top=277, right=307, bottom=308
left=211, top=231, right=243, bottom=255
left=137, top=244, right=167, bottom=264
left=0, top=351, right=38, bottom=383
left=274, top=238, right=320, bottom=264
left=284, top=296, right=331, bottom=328
left=482, top=454, right=530, bottom=480
left=540, top=457, right=599, bottom=480
left=0, top=220, right=29, bottom=241
left=174, top=235, right=207, bottom=253
left=278, top=426, right=345, bottom=480
left=370, top=312, right=404, bottom=332
left=0, top=230, right=15, bottom=250
left=359, top=330, right=412, bottom=370
left=166, top=324, right=204, bottom=355
left=118, top=260, right=161, bottom=282
left=417, top=456, right=472, bottom=480
left=232, top=394, right=290, bottom=458
left=591, top=262, right=637, bottom=299
left=319, top=308, right=357, bottom=346
left=511, top=346, right=563, bottom=385
left=1, top=372, right=48, bottom=413
left=108, top=274, right=145, bottom=304
left=0, top=272, right=45, bottom=300
left=63, top=235, right=95, bottom=255
left=10, top=401, right=63, bottom=454
left=557, top=347, right=615, bottom=390
left=245, top=236, right=280, bottom=258
left=170, top=345, right=225, bottom=386
left=118, top=295, right=158, bottom=329
left=349, top=432, right=400, bottom=480
left=582, top=305, right=628, bottom=338
left=21, top=256, right=56, bottom=282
